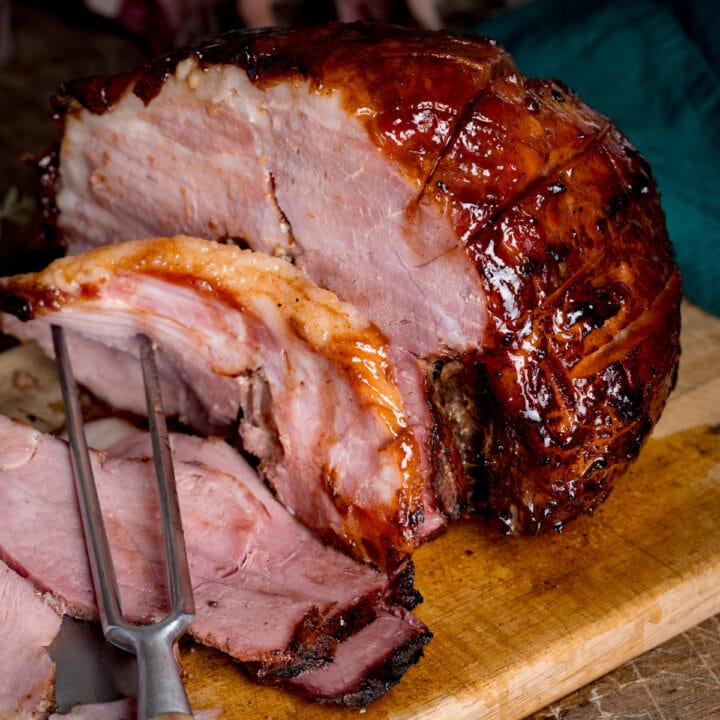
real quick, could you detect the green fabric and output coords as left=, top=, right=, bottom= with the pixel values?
left=472, top=0, right=720, bottom=316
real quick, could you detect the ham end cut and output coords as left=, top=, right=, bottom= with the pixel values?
left=49, top=700, right=136, bottom=720
left=0, top=413, right=430, bottom=704
left=0, top=558, right=61, bottom=719
left=0, top=236, right=433, bottom=571
left=36, top=21, right=681, bottom=534
left=49, top=700, right=225, bottom=720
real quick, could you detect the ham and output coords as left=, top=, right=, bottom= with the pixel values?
left=0, top=236, right=439, bottom=570
left=285, top=607, right=430, bottom=704
left=49, top=698, right=224, bottom=720
left=37, top=22, right=681, bottom=533
left=0, top=413, right=430, bottom=703
left=0, top=558, right=61, bottom=719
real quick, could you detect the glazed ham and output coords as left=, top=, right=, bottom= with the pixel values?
left=0, top=236, right=436, bottom=570
left=40, top=22, right=681, bottom=533
left=0, top=558, right=61, bottom=719
left=0, top=413, right=430, bottom=703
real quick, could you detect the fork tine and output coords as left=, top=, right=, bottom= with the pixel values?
left=52, top=325, right=195, bottom=720
left=52, top=324, right=128, bottom=637
left=138, top=333, right=195, bottom=618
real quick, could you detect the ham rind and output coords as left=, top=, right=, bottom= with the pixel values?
left=41, top=22, right=681, bottom=534
left=0, top=413, right=428, bottom=693
left=0, top=236, right=439, bottom=570
left=0, top=558, right=61, bottom=719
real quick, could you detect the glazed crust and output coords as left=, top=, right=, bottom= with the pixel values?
left=466, top=119, right=680, bottom=532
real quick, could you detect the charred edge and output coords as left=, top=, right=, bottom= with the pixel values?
left=247, top=596, right=379, bottom=681
left=358, top=512, right=419, bottom=571
left=192, top=21, right=499, bottom=85
left=324, top=596, right=379, bottom=646
left=0, top=291, right=37, bottom=322
left=53, top=22, right=513, bottom=115
left=302, top=625, right=433, bottom=707
left=53, top=70, right=141, bottom=118
left=25, top=145, right=64, bottom=253
left=388, top=560, right=422, bottom=610
left=246, top=606, right=335, bottom=680
left=133, top=55, right=178, bottom=106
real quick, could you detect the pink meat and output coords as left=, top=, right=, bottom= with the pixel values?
left=0, top=236, right=441, bottom=570
left=0, top=414, right=429, bottom=693
left=0, top=558, right=61, bottom=719
left=286, top=607, right=430, bottom=705
left=49, top=698, right=224, bottom=720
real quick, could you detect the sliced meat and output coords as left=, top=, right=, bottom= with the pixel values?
left=0, top=413, right=429, bottom=695
left=284, top=607, right=430, bottom=705
left=0, top=236, right=437, bottom=570
left=0, top=558, right=61, bottom=719
left=39, top=22, right=681, bottom=533
left=50, top=699, right=224, bottom=720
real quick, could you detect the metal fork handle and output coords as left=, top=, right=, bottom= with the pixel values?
left=131, top=621, right=195, bottom=720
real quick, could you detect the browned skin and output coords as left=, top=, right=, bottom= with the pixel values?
left=43, top=23, right=681, bottom=534
left=463, top=123, right=681, bottom=531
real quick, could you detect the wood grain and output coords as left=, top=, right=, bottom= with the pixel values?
left=1, top=299, right=718, bottom=719
left=530, top=615, right=720, bottom=720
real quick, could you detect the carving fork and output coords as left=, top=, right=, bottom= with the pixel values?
left=52, top=325, right=195, bottom=720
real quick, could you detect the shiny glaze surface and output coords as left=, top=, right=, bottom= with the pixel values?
left=465, top=124, right=681, bottom=531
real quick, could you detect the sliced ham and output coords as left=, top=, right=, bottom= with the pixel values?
left=39, top=22, right=681, bottom=533
left=49, top=698, right=224, bottom=720
left=0, top=413, right=429, bottom=699
left=285, top=607, right=430, bottom=705
left=0, top=236, right=438, bottom=570
left=0, top=558, right=61, bottom=719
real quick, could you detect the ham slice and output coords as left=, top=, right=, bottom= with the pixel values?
left=285, top=607, right=430, bottom=704
left=0, top=236, right=439, bottom=570
left=49, top=698, right=224, bottom=720
left=0, top=558, right=61, bottom=719
left=39, top=22, right=681, bottom=533
left=0, top=413, right=429, bottom=703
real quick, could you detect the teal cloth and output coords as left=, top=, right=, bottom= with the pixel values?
left=472, top=0, right=720, bottom=316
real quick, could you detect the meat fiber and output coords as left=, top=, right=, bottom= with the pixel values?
left=39, top=22, right=681, bottom=533
left=0, top=236, right=438, bottom=570
left=0, top=413, right=430, bottom=703
left=0, top=558, right=61, bottom=719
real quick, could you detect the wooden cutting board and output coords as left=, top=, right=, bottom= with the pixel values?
left=1, top=300, right=719, bottom=720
